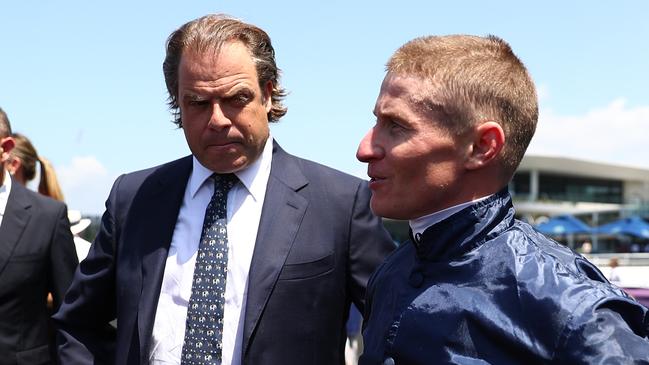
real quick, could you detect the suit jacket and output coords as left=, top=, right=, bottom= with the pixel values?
left=54, top=142, right=395, bottom=365
left=0, top=177, right=78, bottom=365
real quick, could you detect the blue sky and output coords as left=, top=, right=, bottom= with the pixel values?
left=1, top=1, right=648, bottom=214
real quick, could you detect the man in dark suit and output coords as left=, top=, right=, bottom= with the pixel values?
left=0, top=107, right=78, bottom=365
left=53, top=14, right=394, bottom=365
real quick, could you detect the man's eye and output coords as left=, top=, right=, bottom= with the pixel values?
left=230, top=93, right=252, bottom=106
left=384, top=119, right=405, bottom=131
left=188, top=99, right=208, bottom=106
left=389, top=121, right=412, bottom=137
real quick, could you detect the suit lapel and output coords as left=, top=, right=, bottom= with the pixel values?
left=0, top=180, right=31, bottom=277
left=125, top=156, right=192, bottom=361
left=242, top=142, right=309, bottom=356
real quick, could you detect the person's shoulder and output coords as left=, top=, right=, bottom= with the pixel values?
left=120, top=156, right=192, bottom=182
left=102, top=156, right=193, bottom=211
left=113, top=156, right=193, bottom=190
left=511, top=220, right=607, bottom=281
left=483, top=221, right=647, bottom=344
left=278, top=147, right=365, bottom=187
left=505, top=219, right=633, bottom=308
left=11, top=180, right=66, bottom=213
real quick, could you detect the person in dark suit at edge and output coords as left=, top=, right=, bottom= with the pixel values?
left=0, top=107, right=78, bottom=365
left=53, top=14, right=394, bottom=365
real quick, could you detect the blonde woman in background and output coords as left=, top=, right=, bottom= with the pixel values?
left=6, top=132, right=91, bottom=262
left=5, top=132, right=65, bottom=201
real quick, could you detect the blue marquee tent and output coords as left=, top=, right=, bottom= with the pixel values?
left=596, top=216, right=649, bottom=239
left=536, top=215, right=593, bottom=235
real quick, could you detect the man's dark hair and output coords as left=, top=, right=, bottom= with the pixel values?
left=163, top=14, right=288, bottom=127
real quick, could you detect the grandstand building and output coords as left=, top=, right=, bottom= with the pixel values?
left=511, top=155, right=649, bottom=223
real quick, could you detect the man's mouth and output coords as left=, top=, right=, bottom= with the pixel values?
left=208, top=140, right=241, bottom=148
left=367, top=174, right=387, bottom=186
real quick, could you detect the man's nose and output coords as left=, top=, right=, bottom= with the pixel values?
left=356, top=127, right=381, bottom=163
left=207, top=102, right=231, bottom=130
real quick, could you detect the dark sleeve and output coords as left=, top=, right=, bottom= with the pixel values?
left=52, top=176, right=124, bottom=364
left=49, top=202, right=79, bottom=311
left=348, top=180, right=395, bottom=314
left=360, top=258, right=382, bottom=333
left=555, top=298, right=649, bottom=364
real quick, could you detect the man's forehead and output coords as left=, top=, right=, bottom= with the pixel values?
left=180, top=41, right=251, bottom=67
left=178, top=42, right=259, bottom=90
left=186, top=39, right=251, bottom=57
left=376, top=73, right=444, bottom=115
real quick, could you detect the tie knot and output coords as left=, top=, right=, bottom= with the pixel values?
left=212, top=173, right=238, bottom=195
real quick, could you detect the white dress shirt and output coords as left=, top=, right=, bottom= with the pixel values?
left=0, top=171, right=12, bottom=228
left=149, top=137, right=273, bottom=365
left=409, top=195, right=492, bottom=240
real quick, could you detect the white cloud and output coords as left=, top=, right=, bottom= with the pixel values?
left=57, top=156, right=116, bottom=215
left=527, top=99, right=649, bottom=169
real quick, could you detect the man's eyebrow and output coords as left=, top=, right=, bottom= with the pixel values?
left=223, top=85, right=254, bottom=96
left=181, top=85, right=256, bottom=103
left=183, top=92, right=207, bottom=101
left=373, top=107, right=408, bottom=125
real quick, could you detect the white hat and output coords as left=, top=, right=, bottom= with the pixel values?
left=68, top=210, right=92, bottom=236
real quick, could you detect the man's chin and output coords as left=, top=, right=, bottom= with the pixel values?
left=370, top=200, right=403, bottom=220
left=202, top=157, right=250, bottom=174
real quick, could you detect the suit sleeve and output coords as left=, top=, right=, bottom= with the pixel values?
left=49, top=202, right=79, bottom=310
left=53, top=176, right=124, bottom=364
left=347, top=180, right=395, bottom=314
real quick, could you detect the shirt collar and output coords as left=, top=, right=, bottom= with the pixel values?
left=409, top=194, right=492, bottom=239
left=0, top=170, right=12, bottom=216
left=188, top=135, right=273, bottom=200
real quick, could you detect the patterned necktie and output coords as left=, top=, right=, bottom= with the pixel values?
left=181, top=173, right=238, bottom=365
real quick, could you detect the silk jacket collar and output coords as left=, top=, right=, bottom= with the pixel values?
left=413, top=188, right=514, bottom=261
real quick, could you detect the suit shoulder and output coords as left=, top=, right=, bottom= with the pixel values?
left=271, top=141, right=366, bottom=192
left=13, top=182, right=67, bottom=213
left=111, top=156, right=192, bottom=192
left=100, top=156, right=193, bottom=214
left=291, top=154, right=365, bottom=187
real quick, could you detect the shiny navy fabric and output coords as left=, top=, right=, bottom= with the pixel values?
left=361, top=189, right=649, bottom=364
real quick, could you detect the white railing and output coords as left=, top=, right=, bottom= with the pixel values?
left=585, top=253, right=649, bottom=288
left=585, top=253, right=649, bottom=267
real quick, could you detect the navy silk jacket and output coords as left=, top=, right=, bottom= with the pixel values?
left=361, top=189, right=649, bottom=364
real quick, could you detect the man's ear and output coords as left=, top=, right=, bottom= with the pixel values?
left=262, top=81, right=273, bottom=114
left=0, top=136, right=15, bottom=163
left=465, top=121, right=504, bottom=170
